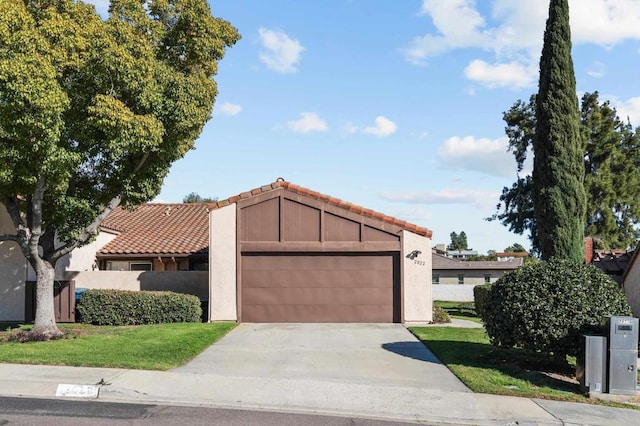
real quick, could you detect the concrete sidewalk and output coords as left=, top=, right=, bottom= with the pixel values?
left=1, top=323, right=640, bottom=425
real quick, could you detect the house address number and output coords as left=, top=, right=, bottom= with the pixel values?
left=414, top=260, right=425, bottom=266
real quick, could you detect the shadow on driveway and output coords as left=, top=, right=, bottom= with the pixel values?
left=381, top=342, right=442, bottom=364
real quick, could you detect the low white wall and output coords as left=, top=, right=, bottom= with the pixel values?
left=65, top=271, right=208, bottom=299
left=209, top=205, right=237, bottom=321
left=433, top=284, right=477, bottom=302
left=402, top=231, right=432, bottom=323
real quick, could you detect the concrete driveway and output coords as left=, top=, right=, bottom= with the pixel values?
left=173, top=323, right=470, bottom=392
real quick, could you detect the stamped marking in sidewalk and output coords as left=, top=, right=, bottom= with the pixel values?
left=56, top=384, right=100, bottom=398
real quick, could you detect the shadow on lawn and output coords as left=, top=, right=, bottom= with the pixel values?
left=418, top=339, right=581, bottom=394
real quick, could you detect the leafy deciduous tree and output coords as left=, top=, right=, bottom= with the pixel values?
left=447, top=231, right=469, bottom=251
left=0, top=0, right=240, bottom=337
left=183, top=192, right=218, bottom=203
left=489, top=93, right=640, bottom=254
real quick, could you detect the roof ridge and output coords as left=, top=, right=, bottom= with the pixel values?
left=210, top=180, right=433, bottom=238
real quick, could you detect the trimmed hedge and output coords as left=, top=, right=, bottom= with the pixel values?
left=482, top=259, right=631, bottom=357
left=473, top=284, right=491, bottom=318
left=76, top=289, right=202, bottom=326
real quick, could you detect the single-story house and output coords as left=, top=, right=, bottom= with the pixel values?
left=96, top=203, right=210, bottom=272
left=432, top=251, right=523, bottom=302
left=208, top=180, right=433, bottom=324
left=1, top=180, right=434, bottom=324
left=0, top=202, right=211, bottom=321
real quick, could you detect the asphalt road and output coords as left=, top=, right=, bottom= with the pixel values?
left=0, top=397, right=420, bottom=426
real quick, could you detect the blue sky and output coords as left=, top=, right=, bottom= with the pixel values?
left=87, top=1, right=640, bottom=254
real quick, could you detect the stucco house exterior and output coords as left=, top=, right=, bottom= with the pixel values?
left=1, top=181, right=434, bottom=324
left=432, top=251, right=523, bottom=302
left=209, top=180, right=433, bottom=324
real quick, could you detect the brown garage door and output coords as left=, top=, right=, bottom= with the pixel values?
left=241, top=253, right=400, bottom=323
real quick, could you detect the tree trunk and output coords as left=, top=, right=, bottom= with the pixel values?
left=31, top=258, right=62, bottom=338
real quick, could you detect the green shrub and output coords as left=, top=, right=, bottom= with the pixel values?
left=432, top=305, right=451, bottom=324
left=76, top=290, right=202, bottom=326
left=482, top=259, right=631, bottom=357
left=473, top=284, right=491, bottom=318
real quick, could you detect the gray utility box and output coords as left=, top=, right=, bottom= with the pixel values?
left=577, top=335, right=607, bottom=393
left=605, top=316, right=639, bottom=395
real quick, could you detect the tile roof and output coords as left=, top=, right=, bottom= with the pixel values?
left=98, top=203, right=210, bottom=256
left=432, top=251, right=523, bottom=270
left=209, top=180, right=433, bottom=238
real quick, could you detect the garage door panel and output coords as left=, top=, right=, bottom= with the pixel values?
left=242, top=254, right=393, bottom=271
left=242, top=304, right=394, bottom=323
left=243, top=287, right=393, bottom=306
left=242, top=269, right=392, bottom=288
left=241, top=253, right=399, bottom=323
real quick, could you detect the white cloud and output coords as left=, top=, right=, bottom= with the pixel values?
left=287, top=112, right=328, bottom=133
left=615, top=97, right=640, bottom=125
left=570, top=0, right=640, bottom=45
left=215, top=102, right=242, bottom=116
left=380, top=189, right=500, bottom=209
left=258, top=27, right=304, bottom=73
left=362, top=116, right=397, bottom=137
left=343, top=116, right=397, bottom=138
left=464, top=60, right=535, bottom=89
left=586, top=61, right=606, bottom=78
left=438, top=136, right=514, bottom=178
left=405, top=0, right=640, bottom=89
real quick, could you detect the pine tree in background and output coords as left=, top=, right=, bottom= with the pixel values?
left=533, top=0, right=586, bottom=262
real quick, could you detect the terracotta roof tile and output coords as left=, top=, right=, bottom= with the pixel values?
left=210, top=180, right=433, bottom=238
left=98, top=203, right=209, bottom=256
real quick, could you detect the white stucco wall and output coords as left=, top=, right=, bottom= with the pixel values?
left=402, top=230, right=432, bottom=324
left=209, top=205, right=237, bottom=321
left=433, top=284, right=477, bottom=302
left=623, top=256, right=640, bottom=317
left=0, top=205, right=27, bottom=321
left=67, top=271, right=208, bottom=299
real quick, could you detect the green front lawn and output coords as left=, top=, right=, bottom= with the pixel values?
left=434, top=301, right=483, bottom=323
left=0, top=322, right=236, bottom=370
left=409, top=326, right=638, bottom=409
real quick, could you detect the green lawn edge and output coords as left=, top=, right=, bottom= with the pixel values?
left=0, top=322, right=236, bottom=371
left=408, top=326, right=639, bottom=410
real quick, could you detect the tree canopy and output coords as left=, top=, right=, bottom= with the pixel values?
left=489, top=92, right=640, bottom=254
left=0, top=0, right=240, bottom=336
left=533, top=0, right=585, bottom=262
left=183, top=192, right=218, bottom=203
left=447, top=231, right=469, bottom=251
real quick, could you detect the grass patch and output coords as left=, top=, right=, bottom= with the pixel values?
left=409, top=326, right=639, bottom=409
left=0, top=322, right=236, bottom=370
left=434, top=301, right=483, bottom=324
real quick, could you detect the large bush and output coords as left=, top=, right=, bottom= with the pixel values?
left=473, top=284, right=491, bottom=318
left=482, top=259, right=631, bottom=357
left=76, top=290, right=202, bottom=326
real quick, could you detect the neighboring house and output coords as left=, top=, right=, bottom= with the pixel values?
left=97, top=203, right=210, bottom=272
left=0, top=202, right=210, bottom=321
left=432, top=251, right=523, bottom=302
left=620, top=245, right=640, bottom=317
left=209, top=180, right=434, bottom=324
left=496, top=251, right=529, bottom=261
left=433, top=244, right=478, bottom=260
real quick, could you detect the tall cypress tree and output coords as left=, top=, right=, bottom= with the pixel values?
left=533, top=0, right=586, bottom=262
